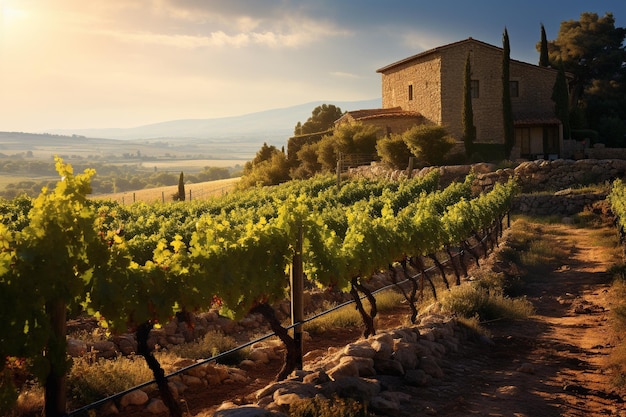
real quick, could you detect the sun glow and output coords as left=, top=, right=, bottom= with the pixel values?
left=1, top=0, right=28, bottom=22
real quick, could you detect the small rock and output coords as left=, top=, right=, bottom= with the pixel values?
left=119, top=390, right=149, bottom=408
left=517, top=363, right=535, bottom=374
left=374, top=358, right=404, bottom=376
left=67, top=338, right=87, bottom=357
left=145, top=398, right=168, bottom=414
left=370, top=395, right=400, bottom=414
left=213, top=405, right=287, bottom=417
left=419, top=356, right=444, bottom=379
left=495, top=385, right=521, bottom=398
left=405, top=369, right=430, bottom=386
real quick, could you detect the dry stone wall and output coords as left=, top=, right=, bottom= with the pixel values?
left=214, top=312, right=490, bottom=417
left=511, top=159, right=626, bottom=192
left=350, top=158, right=626, bottom=217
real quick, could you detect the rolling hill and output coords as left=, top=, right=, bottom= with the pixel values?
left=46, top=99, right=382, bottom=141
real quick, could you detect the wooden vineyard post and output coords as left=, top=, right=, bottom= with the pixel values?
left=336, top=152, right=342, bottom=189
left=290, top=223, right=304, bottom=370
left=407, top=157, right=415, bottom=179
left=44, top=299, right=67, bottom=417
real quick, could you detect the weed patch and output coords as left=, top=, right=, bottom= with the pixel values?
left=168, top=330, right=247, bottom=364
left=289, top=395, right=371, bottom=417
left=440, top=285, right=534, bottom=321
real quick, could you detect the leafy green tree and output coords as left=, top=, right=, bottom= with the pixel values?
left=376, top=133, right=412, bottom=169
left=243, top=142, right=280, bottom=175
left=291, top=142, right=322, bottom=179
left=316, top=122, right=379, bottom=171
left=541, top=12, right=626, bottom=109
left=402, top=125, right=455, bottom=166
left=552, top=63, right=571, bottom=139
left=295, top=104, right=343, bottom=135
left=539, top=23, right=550, bottom=67
left=502, top=28, right=515, bottom=159
left=237, top=151, right=290, bottom=189
left=294, top=121, right=303, bottom=135
left=463, top=52, right=476, bottom=158
left=316, top=135, right=339, bottom=172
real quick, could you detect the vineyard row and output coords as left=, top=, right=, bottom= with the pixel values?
left=0, top=157, right=517, bottom=416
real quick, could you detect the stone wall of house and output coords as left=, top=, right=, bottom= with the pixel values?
left=359, top=115, right=426, bottom=137
left=379, top=40, right=560, bottom=151
left=440, top=41, right=504, bottom=143
left=380, top=56, right=442, bottom=124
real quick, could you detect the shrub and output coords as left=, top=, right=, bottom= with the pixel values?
left=376, top=134, right=412, bottom=169
left=402, top=125, right=456, bottom=166
left=440, top=285, right=534, bottom=321
left=289, top=395, right=370, bottom=417
left=67, top=354, right=163, bottom=406
left=168, top=330, right=247, bottom=364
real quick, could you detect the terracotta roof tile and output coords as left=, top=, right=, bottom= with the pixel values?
left=336, top=107, right=422, bottom=123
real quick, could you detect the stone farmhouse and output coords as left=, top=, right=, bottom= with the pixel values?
left=341, top=37, right=566, bottom=160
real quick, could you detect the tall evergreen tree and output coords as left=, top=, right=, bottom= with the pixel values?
left=539, top=23, right=550, bottom=67
left=543, top=12, right=626, bottom=110
left=552, top=63, right=571, bottom=140
left=462, top=53, right=476, bottom=158
left=177, top=171, right=185, bottom=201
left=502, top=28, right=515, bottom=159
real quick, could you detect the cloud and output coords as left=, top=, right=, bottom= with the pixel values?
left=401, top=30, right=456, bottom=52
left=92, top=15, right=350, bottom=50
left=330, top=71, right=362, bottom=79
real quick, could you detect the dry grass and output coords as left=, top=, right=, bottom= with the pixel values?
left=608, top=265, right=626, bottom=387
left=8, top=384, right=44, bottom=417
left=440, top=285, right=535, bottom=321
left=304, top=289, right=406, bottom=335
left=92, top=177, right=240, bottom=204
left=67, top=355, right=157, bottom=407
left=168, top=330, right=248, bottom=364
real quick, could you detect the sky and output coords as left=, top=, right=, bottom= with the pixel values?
left=0, top=0, right=624, bottom=133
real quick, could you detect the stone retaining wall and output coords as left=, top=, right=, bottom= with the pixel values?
left=213, top=311, right=492, bottom=417
left=511, top=159, right=626, bottom=192
left=511, top=190, right=607, bottom=217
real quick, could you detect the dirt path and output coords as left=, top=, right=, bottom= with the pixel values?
left=397, top=223, right=625, bottom=417
left=116, top=219, right=626, bottom=417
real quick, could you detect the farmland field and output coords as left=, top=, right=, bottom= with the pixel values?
left=138, top=159, right=247, bottom=172
left=91, top=176, right=241, bottom=203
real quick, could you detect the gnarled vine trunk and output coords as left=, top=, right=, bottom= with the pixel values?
left=349, top=277, right=376, bottom=338
left=136, top=322, right=182, bottom=417
left=250, top=303, right=299, bottom=381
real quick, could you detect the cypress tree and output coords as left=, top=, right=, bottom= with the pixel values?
left=462, top=53, right=476, bottom=158
left=552, top=63, right=570, bottom=139
left=502, top=28, right=515, bottom=159
left=178, top=171, right=185, bottom=201
left=539, top=23, right=550, bottom=67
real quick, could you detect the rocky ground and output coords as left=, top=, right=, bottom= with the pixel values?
left=109, top=217, right=626, bottom=417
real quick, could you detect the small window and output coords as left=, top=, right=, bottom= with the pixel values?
left=408, top=84, right=413, bottom=101
left=470, top=80, right=479, bottom=98
left=509, top=81, right=519, bottom=98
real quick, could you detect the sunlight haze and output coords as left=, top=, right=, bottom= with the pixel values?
left=0, top=0, right=624, bottom=133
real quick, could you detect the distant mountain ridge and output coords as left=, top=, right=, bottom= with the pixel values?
left=49, top=99, right=382, bottom=141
